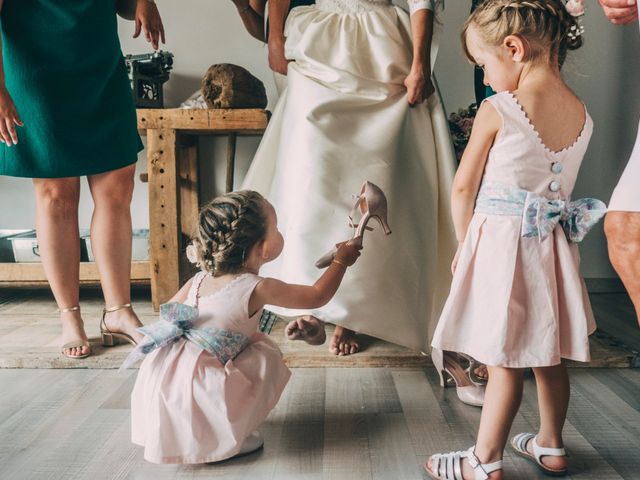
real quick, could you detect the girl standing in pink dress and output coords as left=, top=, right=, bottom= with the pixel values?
left=427, top=1, right=606, bottom=478
left=125, top=190, right=361, bottom=464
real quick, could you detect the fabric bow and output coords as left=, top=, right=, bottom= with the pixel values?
left=521, top=193, right=607, bottom=243
left=120, top=302, right=250, bottom=370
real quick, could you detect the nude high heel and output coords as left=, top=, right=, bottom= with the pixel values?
left=100, top=303, right=138, bottom=347
left=316, top=181, right=392, bottom=269
left=431, top=348, right=485, bottom=407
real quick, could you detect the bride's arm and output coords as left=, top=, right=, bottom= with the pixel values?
left=268, top=0, right=291, bottom=74
left=404, top=1, right=436, bottom=106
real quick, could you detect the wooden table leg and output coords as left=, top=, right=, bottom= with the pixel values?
left=226, top=133, right=237, bottom=193
left=147, top=129, right=181, bottom=310
left=177, top=134, right=200, bottom=284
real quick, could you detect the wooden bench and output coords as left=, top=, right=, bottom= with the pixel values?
left=137, top=108, right=270, bottom=310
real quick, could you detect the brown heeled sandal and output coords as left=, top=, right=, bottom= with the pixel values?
left=60, top=305, right=91, bottom=359
left=100, top=303, right=138, bottom=347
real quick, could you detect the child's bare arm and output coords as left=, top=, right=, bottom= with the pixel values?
left=249, top=241, right=362, bottom=313
left=451, top=101, right=501, bottom=242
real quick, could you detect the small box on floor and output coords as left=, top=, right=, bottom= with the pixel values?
left=81, top=229, right=149, bottom=261
left=0, top=230, right=31, bottom=262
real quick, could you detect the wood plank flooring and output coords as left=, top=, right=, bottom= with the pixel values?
left=0, top=289, right=637, bottom=369
left=1, top=368, right=639, bottom=480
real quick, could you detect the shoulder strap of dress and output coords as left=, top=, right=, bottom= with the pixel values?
left=239, top=274, right=264, bottom=318
left=186, top=271, right=208, bottom=307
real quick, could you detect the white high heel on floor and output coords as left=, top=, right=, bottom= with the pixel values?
left=236, top=431, right=264, bottom=457
left=425, top=446, right=503, bottom=480
left=431, top=348, right=485, bottom=407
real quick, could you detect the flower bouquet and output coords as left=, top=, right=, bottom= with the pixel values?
left=448, top=103, right=478, bottom=163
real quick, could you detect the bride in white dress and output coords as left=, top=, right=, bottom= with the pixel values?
left=243, top=0, right=457, bottom=354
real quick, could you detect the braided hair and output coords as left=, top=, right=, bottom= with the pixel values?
left=190, top=190, right=267, bottom=276
left=462, top=0, right=583, bottom=68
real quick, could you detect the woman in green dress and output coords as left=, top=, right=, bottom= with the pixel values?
left=0, top=0, right=165, bottom=359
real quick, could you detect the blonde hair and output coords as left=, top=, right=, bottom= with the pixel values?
left=462, top=0, right=583, bottom=68
left=191, top=190, right=267, bottom=276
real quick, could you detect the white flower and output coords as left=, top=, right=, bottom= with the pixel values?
left=185, top=244, right=198, bottom=264
left=566, top=0, right=585, bottom=17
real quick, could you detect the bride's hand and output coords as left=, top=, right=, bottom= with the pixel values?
left=268, top=36, right=289, bottom=75
left=404, top=66, right=435, bottom=106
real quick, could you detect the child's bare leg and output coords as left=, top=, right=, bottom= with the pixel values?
left=427, top=366, right=522, bottom=479
left=330, top=325, right=359, bottom=356
left=529, top=364, right=569, bottom=471
left=285, top=315, right=326, bottom=345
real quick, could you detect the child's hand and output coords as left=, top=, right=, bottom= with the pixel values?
left=0, top=85, right=23, bottom=147
left=134, top=0, right=165, bottom=50
left=451, top=243, right=462, bottom=274
left=334, top=239, right=363, bottom=267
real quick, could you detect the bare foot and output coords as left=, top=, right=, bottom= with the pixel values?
left=103, top=306, right=145, bottom=344
left=60, top=310, right=91, bottom=358
left=425, top=456, right=503, bottom=480
left=285, top=315, right=327, bottom=345
left=526, top=437, right=567, bottom=472
left=329, top=325, right=359, bottom=356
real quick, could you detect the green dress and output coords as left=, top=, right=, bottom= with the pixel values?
left=0, top=0, right=143, bottom=178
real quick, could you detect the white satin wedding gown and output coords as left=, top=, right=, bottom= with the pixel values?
left=243, top=0, right=457, bottom=352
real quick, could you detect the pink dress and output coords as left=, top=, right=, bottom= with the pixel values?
left=130, top=272, right=291, bottom=464
left=431, top=92, right=606, bottom=368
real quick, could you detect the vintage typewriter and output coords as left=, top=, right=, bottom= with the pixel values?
left=125, top=51, right=174, bottom=108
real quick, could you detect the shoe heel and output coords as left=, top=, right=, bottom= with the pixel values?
left=373, top=214, right=391, bottom=235
left=102, top=332, right=119, bottom=347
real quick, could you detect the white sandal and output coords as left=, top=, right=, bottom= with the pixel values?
left=425, top=446, right=503, bottom=480
left=510, top=433, right=568, bottom=476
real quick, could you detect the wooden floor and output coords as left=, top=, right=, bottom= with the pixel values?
left=0, top=289, right=638, bottom=369
left=0, top=367, right=639, bottom=480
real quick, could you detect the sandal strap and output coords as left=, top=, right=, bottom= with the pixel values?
left=101, top=303, right=133, bottom=334
left=59, top=305, right=80, bottom=313
left=532, top=436, right=566, bottom=460
left=428, top=447, right=502, bottom=480
left=61, top=341, right=89, bottom=350
left=465, top=447, right=503, bottom=480
left=512, top=432, right=535, bottom=454
left=103, top=303, right=132, bottom=313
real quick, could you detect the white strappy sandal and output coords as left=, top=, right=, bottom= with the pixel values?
left=425, top=446, right=503, bottom=480
left=510, top=433, right=568, bottom=476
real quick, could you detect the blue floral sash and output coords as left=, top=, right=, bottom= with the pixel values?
left=474, top=182, right=607, bottom=242
left=120, top=302, right=250, bottom=370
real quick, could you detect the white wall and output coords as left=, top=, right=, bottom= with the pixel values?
left=0, top=0, right=638, bottom=279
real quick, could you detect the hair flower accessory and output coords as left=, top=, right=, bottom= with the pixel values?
left=185, top=244, right=198, bottom=264
left=565, top=0, right=585, bottom=40
left=565, top=0, right=585, bottom=17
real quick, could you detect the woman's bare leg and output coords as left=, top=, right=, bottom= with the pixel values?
left=87, top=164, right=143, bottom=343
left=605, top=212, right=640, bottom=324
left=33, top=177, right=89, bottom=357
